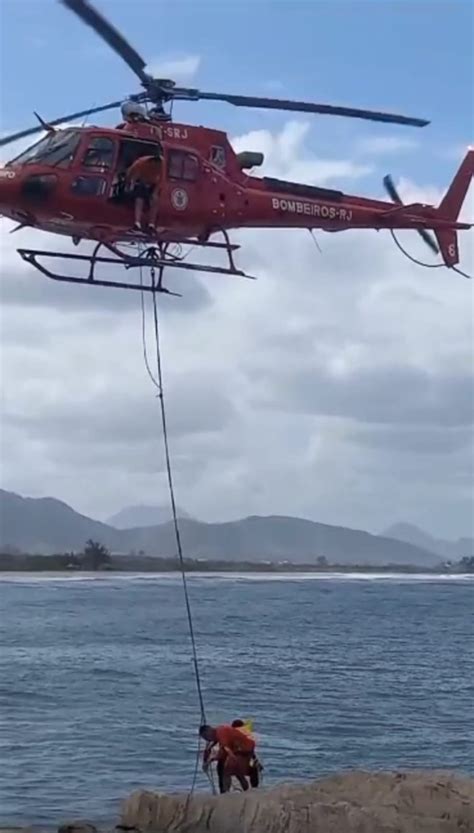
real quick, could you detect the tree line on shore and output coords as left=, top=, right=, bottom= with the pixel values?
left=1, top=539, right=473, bottom=573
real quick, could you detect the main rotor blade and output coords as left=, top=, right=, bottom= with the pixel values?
left=0, top=101, right=122, bottom=148
left=191, top=91, right=429, bottom=127
left=59, top=0, right=148, bottom=84
left=383, top=174, right=440, bottom=254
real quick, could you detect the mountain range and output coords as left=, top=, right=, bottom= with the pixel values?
left=0, top=488, right=460, bottom=566
left=383, top=522, right=473, bottom=561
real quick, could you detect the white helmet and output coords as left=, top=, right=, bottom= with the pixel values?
left=121, top=100, right=147, bottom=121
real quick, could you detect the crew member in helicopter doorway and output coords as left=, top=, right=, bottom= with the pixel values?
left=124, top=143, right=163, bottom=233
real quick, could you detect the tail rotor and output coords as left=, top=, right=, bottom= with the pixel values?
left=383, top=174, right=440, bottom=255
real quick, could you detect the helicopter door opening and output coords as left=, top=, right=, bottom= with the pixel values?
left=110, top=139, right=162, bottom=204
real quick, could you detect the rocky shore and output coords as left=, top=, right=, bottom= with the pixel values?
left=3, top=770, right=474, bottom=833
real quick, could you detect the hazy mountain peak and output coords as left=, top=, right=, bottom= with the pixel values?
left=107, top=504, right=191, bottom=530
left=384, top=522, right=433, bottom=547
left=383, top=522, right=473, bottom=560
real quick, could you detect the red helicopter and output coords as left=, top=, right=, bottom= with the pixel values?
left=0, top=0, right=472, bottom=294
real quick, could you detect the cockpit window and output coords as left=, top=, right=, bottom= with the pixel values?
left=8, top=129, right=81, bottom=168
left=81, top=137, right=115, bottom=170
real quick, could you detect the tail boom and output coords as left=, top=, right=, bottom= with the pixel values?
left=244, top=150, right=473, bottom=269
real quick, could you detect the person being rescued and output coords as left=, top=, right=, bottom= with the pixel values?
left=200, top=720, right=262, bottom=794
left=124, top=144, right=163, bottom=234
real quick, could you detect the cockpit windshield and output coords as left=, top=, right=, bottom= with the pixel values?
left=7, top=129, right=82, bottom=168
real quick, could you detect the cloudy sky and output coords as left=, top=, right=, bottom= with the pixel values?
left=0, top=0, right=473, bottom=538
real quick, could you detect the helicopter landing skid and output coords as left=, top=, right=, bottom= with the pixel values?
left=17, top=233, right=255, bottom=295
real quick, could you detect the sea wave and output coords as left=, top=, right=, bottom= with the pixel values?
left=0, top=570, right=472, bottom=585
left=1, top=569, right=473, bottom=825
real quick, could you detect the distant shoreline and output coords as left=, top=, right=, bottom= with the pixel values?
left=0, top=553, right=470, bottom=575
left=1, top=571, right=472, bottom=580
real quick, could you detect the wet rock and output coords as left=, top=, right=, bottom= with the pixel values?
left=58, top=823, right=98, bottom=833
left=120, top=770, right=474, bottom=833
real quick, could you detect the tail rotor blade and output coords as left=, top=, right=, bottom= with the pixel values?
left=383, top=174, right=403, bottom=204
left=418, top=228, right=440, bottom=255
left=383, top=174, right=439, bottom=255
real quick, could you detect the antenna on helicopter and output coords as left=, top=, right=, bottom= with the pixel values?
left=33, top=113, right=56, bottom=134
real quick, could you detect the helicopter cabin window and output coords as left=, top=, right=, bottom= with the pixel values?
left=168, top=150, right=199, bottom=182
left=8, top=129, right=81, bottom=168
left=71, top=176, right=107, bottom=197
left=210, top=146, right=226, bottom=169
left=81, top=137, right=115, bottom=171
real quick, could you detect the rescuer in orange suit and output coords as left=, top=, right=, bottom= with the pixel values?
left=231, top=719, right=262, bottom=788
left=124, top=145, right=163, bottom=233
left=200, top=723, right=258, bottom=793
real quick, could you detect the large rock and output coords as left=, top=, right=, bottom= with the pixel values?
left=120, top=770, right=474, bottom=833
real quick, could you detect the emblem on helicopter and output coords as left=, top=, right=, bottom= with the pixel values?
left=171, top=188, right=189, bottom=211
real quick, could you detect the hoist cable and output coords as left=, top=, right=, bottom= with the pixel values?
left=151, top=290, right=207, bottom=724
left=138, top=257, right=214, bottom=803
left=139, top=263, right=160, bottom=390
left=139, top=264, right=207, bottom=727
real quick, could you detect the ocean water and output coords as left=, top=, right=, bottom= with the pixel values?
left=0, top=572, right=473, bottom=828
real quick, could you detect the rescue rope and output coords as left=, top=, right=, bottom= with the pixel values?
left=138, top=259, right=217, bottom=808
left=138, top=261, right=207, bottom=726
left=139, top=266, right=160, bottom=392
left=149, top=275, right=208, bottom=726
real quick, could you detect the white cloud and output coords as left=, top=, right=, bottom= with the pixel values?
left=146, top=54, right=201, bottom=81
left=437, top=143, right=471, bottom=162
left=0, top=120, right=473, bottom=538
left=232, top=121, right=373, bottom=184
left=356, top=136, right=419, bottom=155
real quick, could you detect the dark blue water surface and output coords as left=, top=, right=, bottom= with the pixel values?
left=0, top=572, right=473, bottom=827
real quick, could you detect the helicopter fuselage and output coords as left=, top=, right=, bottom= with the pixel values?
left=0, top=121, right=471, bottom=269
